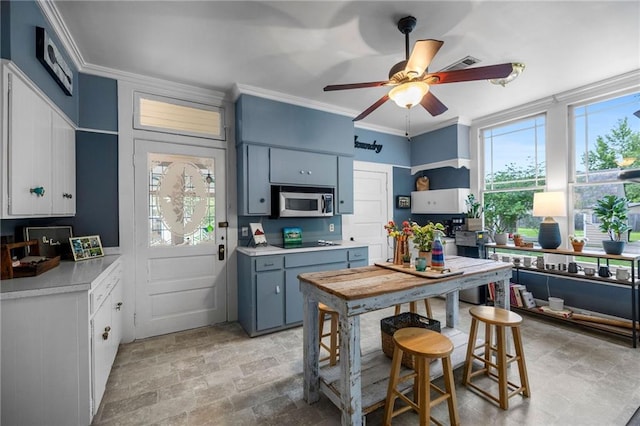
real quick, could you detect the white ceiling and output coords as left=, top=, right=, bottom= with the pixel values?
left=53, top=1, right=640, bottom=135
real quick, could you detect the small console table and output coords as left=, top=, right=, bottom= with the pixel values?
left=486, top=243, right=640, bottom=347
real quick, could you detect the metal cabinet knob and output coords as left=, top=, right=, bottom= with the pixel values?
left=300, top=170, right=305, bottom=174
left=115, top=302, right=123, bottom=311
left=259, top=198, right=265, bottom=203
left=63, top=193, right=73, bottom=199
left=102, top=326, right=111, bottom=340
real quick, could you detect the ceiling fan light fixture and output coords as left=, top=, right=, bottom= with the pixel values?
left=489, top=62, right=525, bottom=87
left=389, top=81, right=429, bottom=109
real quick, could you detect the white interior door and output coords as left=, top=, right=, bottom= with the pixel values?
left=134, top=139, right=227, bottom=338
left=342, top=161, right=393, bottom=264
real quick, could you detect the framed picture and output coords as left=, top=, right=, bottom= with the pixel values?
left=69, top=235, right=104, bottom=261
left=396, top=195, right=411, bottom=209
left=36, top=27, right=73, bottom=96
left=24, top=226, right=73, bottom=259
left=249, top=223, right=267, bottom=246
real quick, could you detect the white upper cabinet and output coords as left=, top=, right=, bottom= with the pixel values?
left=51, top=111, right=76, bottom=215
left=2, top=63, right=76, bottom=218
left=411, top=188, right=470, bottom=214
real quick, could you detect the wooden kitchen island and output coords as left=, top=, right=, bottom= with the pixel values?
left=298, top=256, right=512, bottom=426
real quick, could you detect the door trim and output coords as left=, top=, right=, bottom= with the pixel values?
left=118, top=80, right=238, bottom=342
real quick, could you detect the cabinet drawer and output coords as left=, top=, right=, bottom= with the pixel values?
left=90, top=262, right=122, bottom=315
left=285, top=250, right=347, bottom=268
left=348, top=248, right=367, bottom=262
left=255, top=256, right=284, bottom=272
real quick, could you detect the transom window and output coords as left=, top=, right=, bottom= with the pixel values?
left=134, top=92, right=225, bottom=140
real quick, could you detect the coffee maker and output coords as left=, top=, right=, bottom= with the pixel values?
left=444, top=217, right=464, bottom=237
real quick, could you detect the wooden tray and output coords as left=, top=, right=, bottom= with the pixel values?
left=375, top=262, right=464, bottom=279
left=1, top=240, right=61, bottom=279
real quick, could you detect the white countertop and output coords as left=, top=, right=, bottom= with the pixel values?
left=1, top=255, right=121, bottom=300
left=237, top=240, right=368, bottom=256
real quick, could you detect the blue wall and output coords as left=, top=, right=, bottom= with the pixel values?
left=79, top=73, right=118, bottom=131
left=517, top=271, right=634, bottom=320
left=3, top=0, right=78, bottom=122
left=354, top=128, right=410, bottom=166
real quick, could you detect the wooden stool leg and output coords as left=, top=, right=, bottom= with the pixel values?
left=463, top=317, right=478, bottom=385
left=409, top=301, right=418, bottom=314
left=442, top=355, right=460, bottom=426
left=418, top=356, right=430, bottom=426
left=329, top=312, right=339, bottom=366
left=484, top=321, right=493, bottom=375
left=394, top=304, right=401, bottom=315
left=384, top=345, right=404, bottom=426
left=424, top=298, right=433, bottom=318
left=496, top=324, right=509, bottom=409
left=512, top=326, right=531, bottom=398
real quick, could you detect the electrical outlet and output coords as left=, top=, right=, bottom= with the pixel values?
left=329, top=224, right=335, bottom=232
left=241, top=227, right=249, bottom=237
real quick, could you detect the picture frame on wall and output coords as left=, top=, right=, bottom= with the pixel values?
left=396, top=195, right=411, bottom=209
left=69, top=235, right=104, bottom=261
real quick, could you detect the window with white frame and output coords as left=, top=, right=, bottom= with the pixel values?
left=482, top=115, right=546, bottom=238
left=571, top=91, right=640, bottom=248
left=134, top=92, right=225, bottom=140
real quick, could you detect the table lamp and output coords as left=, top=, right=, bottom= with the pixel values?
left=533, top=191, right=566, bottom=249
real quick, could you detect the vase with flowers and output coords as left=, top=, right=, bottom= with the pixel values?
left=410, top=221, right=445, bottom=265
left=384, top=220, right=413, bottom=265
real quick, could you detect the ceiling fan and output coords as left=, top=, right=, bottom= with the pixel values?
left=324, top=16, right=520, bottom=121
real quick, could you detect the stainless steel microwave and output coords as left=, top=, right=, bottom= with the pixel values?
left=271, top=186, right=334, bottom=218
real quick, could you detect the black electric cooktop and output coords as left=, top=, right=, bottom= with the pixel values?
left=271, top=240, right=341, bottom=249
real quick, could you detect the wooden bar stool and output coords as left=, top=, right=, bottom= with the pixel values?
left=384, top=328, right=459, bottom=426
left=463, top=306, right=530, bottom=410
left=394, top=299, right=433, bottom=318
left=318, top=303, right=339, bottom=366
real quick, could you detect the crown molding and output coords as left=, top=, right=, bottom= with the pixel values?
left=37, top=0, right=85, bottom=70
left=83, top=63, right=226, bottom=103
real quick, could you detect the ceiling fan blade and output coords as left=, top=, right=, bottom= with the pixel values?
left=426, top=63, right=514, bottom=84
left=324, top=81, right=390, bottom=91
left=405, top=39, right=444, bottom=76
left=353, top=94, right=390, bottom=121
left=420, top=92, right=448, bottom=116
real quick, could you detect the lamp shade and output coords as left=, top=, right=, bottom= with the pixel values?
left=388, top=82, right=429, bottom=109
left=533, top=191, right=566, bottom=218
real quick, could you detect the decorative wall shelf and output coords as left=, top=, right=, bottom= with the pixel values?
left=410, top=158, right=471, bottom=175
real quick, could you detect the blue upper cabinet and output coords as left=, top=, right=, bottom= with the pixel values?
left=236, top=94, right=353, bottom=156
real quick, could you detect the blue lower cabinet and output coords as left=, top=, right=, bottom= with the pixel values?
left=238, top=247, right=368, bottom=337
left=256, top=270, right=285, bottom=330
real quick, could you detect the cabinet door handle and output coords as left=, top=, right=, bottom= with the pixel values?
left=115, top=302, right=123, bottom=311
left=275, top=285, right=280, bottom=294
left=30, top=186, right=45, bottom=197
left=259, top=198, right=265, bottom=203
left=63, top=193, right=73, bottom=199
left=307, top=170, right=312, bottom=175
left=102, top=326, right=111, bottom=340
left=263, top=262, right=274, bottom=267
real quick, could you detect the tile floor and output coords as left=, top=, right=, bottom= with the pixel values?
left=93, top=299, right=640, bottom=425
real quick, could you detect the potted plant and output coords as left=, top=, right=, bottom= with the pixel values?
left=490, top=217, right=509, bottom=245
left=410, top=221, right=445, bottom=265
left=513, top=233, right=524, bottom=247
left=465, top=194, right=483, bottom=231
left=593, top=195, right=630, bottom=255
left=569, top=235, right=588, bottom=252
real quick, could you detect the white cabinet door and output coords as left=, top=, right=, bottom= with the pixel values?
left=51, top=111, right=76, bottom=215
left=411, top=188, right=470, bottom=214
left=7, top=72, right=52, bottom=215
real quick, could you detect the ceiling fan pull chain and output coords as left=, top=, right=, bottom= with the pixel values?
left=405, top=113, right=412, bottom=141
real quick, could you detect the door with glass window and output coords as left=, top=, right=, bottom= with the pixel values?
left=134, top=139, right=226, bottom=338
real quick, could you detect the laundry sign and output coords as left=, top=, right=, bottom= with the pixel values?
left=354, top=135, right=383, bottom=154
